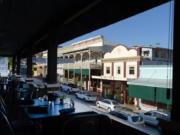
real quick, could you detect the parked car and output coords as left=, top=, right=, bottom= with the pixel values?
left=96, top=99, right=119, bottom=112
left=60, top=82, right=80, bottom=93
left=139, top=110, right=170, bottom=127
left=75, top=91, right=97, bottom=102
left=110, top=110, right=144, bottom=125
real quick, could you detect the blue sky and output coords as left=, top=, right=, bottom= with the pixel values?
left=59, top=1, right=174, bottom=49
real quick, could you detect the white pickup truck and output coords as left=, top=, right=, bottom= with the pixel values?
left=75, top=91, right=97, bottom=102
left=60, top=82, right=80, bottom=93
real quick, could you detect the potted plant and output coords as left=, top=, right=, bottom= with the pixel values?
left=60, top=95, right=66, bottom=104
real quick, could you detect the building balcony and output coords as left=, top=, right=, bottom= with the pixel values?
left=92, top=75, right=127, bottom=81
left=61, top=61, right=102, bottom=69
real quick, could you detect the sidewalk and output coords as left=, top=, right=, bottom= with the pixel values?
left=119, top=103, right=146, bottom=113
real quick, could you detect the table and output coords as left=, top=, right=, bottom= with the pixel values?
left=45, top=83, right=60, bottom=94
left=25, top=78, right=34, bottom=83
left=20, top=98, right=75, bottom=120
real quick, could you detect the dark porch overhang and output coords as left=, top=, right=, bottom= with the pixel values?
left=0, top=0, right=170, bottom=57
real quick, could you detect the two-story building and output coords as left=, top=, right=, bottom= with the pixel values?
left=92, top=44, right=141, bottom=103
left=92, top=44, right=173, bottom=104
left=134, top=45, right=173, bottom=65
left=58, top=35, right=117, bottom=91
left=127, top=65, right=172, bottom=112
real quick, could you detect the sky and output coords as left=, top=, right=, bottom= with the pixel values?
left=58, top=1, right=174, bottom=49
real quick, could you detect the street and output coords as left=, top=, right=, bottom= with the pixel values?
left=58, top=91, right=161, bottom=135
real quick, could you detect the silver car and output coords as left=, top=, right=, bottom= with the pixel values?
left=139, top=110, right=170, bottom=127
left=110, top=110, right=144, bottom=125
left=96, top=99, right=119, bottom=112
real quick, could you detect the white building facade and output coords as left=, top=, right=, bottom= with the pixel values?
left=58, top=35, right=117, bottom=92
left=92, top=44, right=140, bottom=103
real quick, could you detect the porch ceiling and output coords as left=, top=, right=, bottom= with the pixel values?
left=0, top=0, right=170, bottom=57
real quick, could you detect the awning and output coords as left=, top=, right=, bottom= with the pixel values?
left=156, top=88, right=172, bottom=105
left=82, top=69, right=89, bottom=75
left=127, top=78, right=172, bottom=88
left=128, top=85, right=155, bottom=101
left=75, top=69, right=81, bottom=74
left=64, top=69, right=74, bottom=72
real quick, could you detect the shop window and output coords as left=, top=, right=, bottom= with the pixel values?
left=106, top=67, right=110, bottom=74
left=129, top=67, right=134, bottom=75
left=117, top=67, right=121, bottom=74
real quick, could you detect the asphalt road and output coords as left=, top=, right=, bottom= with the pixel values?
left=58, top=91, right=161, bottom=135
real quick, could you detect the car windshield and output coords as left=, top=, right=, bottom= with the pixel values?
left=144, top=112, right=153, bottom=116
left=131, top=116, right=140, bottom=122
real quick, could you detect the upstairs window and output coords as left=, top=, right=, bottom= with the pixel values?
left=143, top=51, right=150, bottom=56
left=129, top=67, right=135, bottom=75
left=106, top=67, right=110, bottom=74
left=117, top=67, right=121, bottom=74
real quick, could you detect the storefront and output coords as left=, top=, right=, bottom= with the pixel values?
left=127, top=79, right=172, bottom=111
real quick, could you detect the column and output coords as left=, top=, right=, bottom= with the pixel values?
left=12, top=56, right=16, bottom=74
left=80, top=53, right=83, bottom=90
left=47, top=45, right=57, bottom=84
left=172, top=0, right=179, bottom=121
left=16, top=56, right=21, bottom=75
left=67, top=56, right=69, bottom=82
left=112, top=62, right=114, bottom=76
left=27, top=55, right=32, bottom=78
left=124, top=61, right=126, bottom=78
left=88, top=51, right=91, bottom=91
left=73, top=54, right=75, bottom=83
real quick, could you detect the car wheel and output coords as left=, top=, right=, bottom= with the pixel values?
left=107, top=108, right=111, bottom=112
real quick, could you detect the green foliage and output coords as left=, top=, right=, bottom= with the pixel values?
left=117, top=89, right=123, bottom=101
left=60, top=95, right=66, bottom=99
left=127, top=97, right=134, bottom=104
left=107, top=88, right=112, bottom=96
left=8, top=57, right=13, bottom=69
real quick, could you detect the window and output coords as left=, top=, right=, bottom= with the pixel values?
left=106, top=67, right=110, bottom=74
left=143, top=51, right=150, bottom=56
left=129, top=67, right=134, bottom=75
left=104, top=100, right=111, bottom=104
left=117, top=67, right=120, bottom=74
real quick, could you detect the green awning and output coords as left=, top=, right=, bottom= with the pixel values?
left=75, top=69, right=81, bottom=74
left=69, top=69, right=73, bottom=72
left=156, top=88, right=172, bottom=105
left=82, top=69, right=89, bottom=75
left=74, top=69, right=89, bottom=75
left=128, top=85, right=155, bottom=101
left=64, top=69, right=68, bottom=71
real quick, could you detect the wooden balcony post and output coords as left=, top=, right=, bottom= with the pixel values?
left=88, top=51, right=91, bottom=91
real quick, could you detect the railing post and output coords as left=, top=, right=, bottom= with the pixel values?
left=88, top=51, right=91, bottom=91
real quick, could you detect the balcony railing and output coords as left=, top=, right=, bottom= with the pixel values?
left=92, top=75, right=127, bottom=81
left=61, top=61, right=101, bottom=69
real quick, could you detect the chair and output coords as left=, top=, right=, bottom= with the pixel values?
left=41, top=111, right=98, bottom=135
left=0, top=95, right=35, bottom=135
left=61, top=112, right=112, bottom=135
left=0, top=110, right=16, bottom=135
left=0, top=95, right=7, bottom=115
